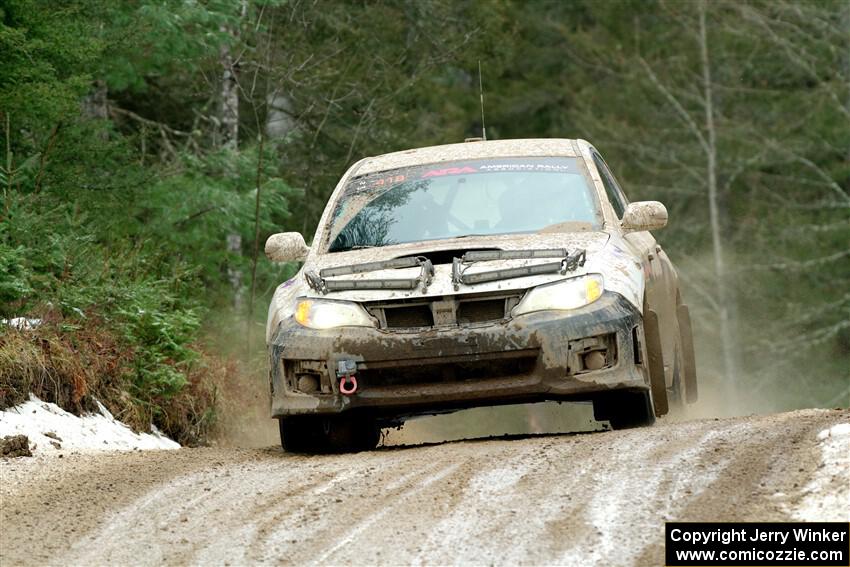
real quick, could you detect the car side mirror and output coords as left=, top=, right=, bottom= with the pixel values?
left=265, top=232, right=310, bottom=262
left=620, top=201, right=668, bottom=233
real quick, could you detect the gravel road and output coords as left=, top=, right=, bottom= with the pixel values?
left=2, top=408, right=848, bottom=566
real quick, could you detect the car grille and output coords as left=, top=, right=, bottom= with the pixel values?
left=383, top=304, right=434, bottom=328
left=366, top=292, right=522, bottom=329
left=357, top=349, right=539, bottom=387
left=456, top=298, right=506, bottom=324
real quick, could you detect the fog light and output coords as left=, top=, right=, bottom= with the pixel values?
left=297, top=374, right=320, bottom=393
left=583, top=351, right=607, bottom=371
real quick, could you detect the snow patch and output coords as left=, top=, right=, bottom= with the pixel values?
left=0, top=395, right=179, bottom=454
left=470, top=464, right=528, bottom=493
left=1, top=317, right=41, bottom=330
left=793, top=423, right=850, bottom=521
left=556, top=425, right=734, bottom=566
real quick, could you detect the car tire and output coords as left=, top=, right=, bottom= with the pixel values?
left=593, top=390, right=656, bottom=430
left=279, top=416, right=380, bottom=453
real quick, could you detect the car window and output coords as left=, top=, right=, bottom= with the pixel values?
left=326, top=157, right=602, bottom=252
left=592, top=152, right=629, bottom=219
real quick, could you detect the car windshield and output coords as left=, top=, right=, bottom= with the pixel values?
left=327, top=157, right=600, bottom=252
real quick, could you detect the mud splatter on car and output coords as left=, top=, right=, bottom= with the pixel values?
left=264, top=139, right=697, bottom=451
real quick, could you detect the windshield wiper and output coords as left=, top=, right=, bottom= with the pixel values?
left=306, top=256, right=434, bottom=294
left=451, top=248, right=586, bottom=290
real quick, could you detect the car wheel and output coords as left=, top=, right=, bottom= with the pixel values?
left=593, top=390, right=656, bottom=430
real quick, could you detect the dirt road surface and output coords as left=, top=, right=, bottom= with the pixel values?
left=2, top=408, right=848, bottom=566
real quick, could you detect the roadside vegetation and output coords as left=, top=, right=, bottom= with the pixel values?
left=1, top=0, right=846, bottom=443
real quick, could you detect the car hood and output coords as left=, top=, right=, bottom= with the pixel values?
left=267, top=231, right=647, bottom=342
left=303, top=232, right=612, bottom=301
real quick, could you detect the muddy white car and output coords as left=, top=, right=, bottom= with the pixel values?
left=265, top=139, right=697, bottom=452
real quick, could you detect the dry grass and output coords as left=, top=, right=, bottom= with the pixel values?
left=0, top=317, right=222, bottom=446
left=0, top=316, right=130, bottom=416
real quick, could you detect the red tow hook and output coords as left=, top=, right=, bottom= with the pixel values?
left=339, top=374, right=358, bottom=395
left=336, top=360, right=359, bottom=395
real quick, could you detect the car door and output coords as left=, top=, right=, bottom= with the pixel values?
left=591, top=151, right=679, bottom=389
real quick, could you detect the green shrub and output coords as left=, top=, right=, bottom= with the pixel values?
left=0, top=242, right=32, bottom=312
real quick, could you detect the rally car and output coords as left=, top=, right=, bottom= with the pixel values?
left=265, top=138, right=697, bottom=452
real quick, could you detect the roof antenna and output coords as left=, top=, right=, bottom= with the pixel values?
left=478, top=60, right=487, bottom=141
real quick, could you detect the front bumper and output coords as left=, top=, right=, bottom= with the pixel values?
left=268, top=291, right=649, bottom=418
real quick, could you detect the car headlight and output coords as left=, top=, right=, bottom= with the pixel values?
left=293, top=299, right=375, bottom=329
left=512, top=274, right=604, bottom=316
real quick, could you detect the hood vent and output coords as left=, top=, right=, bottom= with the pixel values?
left=395, top=248, right=499, bottom=266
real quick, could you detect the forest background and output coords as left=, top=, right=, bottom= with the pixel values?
left=1, top=0, right=847, bottom=443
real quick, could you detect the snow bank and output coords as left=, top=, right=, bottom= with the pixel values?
left=793, top=423, right=850, bottom=521
left=1, top=317, right=42, bottom=330
left=0, top=395, right=179, bottom=454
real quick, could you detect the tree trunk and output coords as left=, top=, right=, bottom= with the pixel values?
left=698, top=1, right=737, bottom=393
left=219, top=2, right=246, bottom=312
left=218, top=40, right=239, bottom=149
left=247, top=132, right=265, bottom=356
